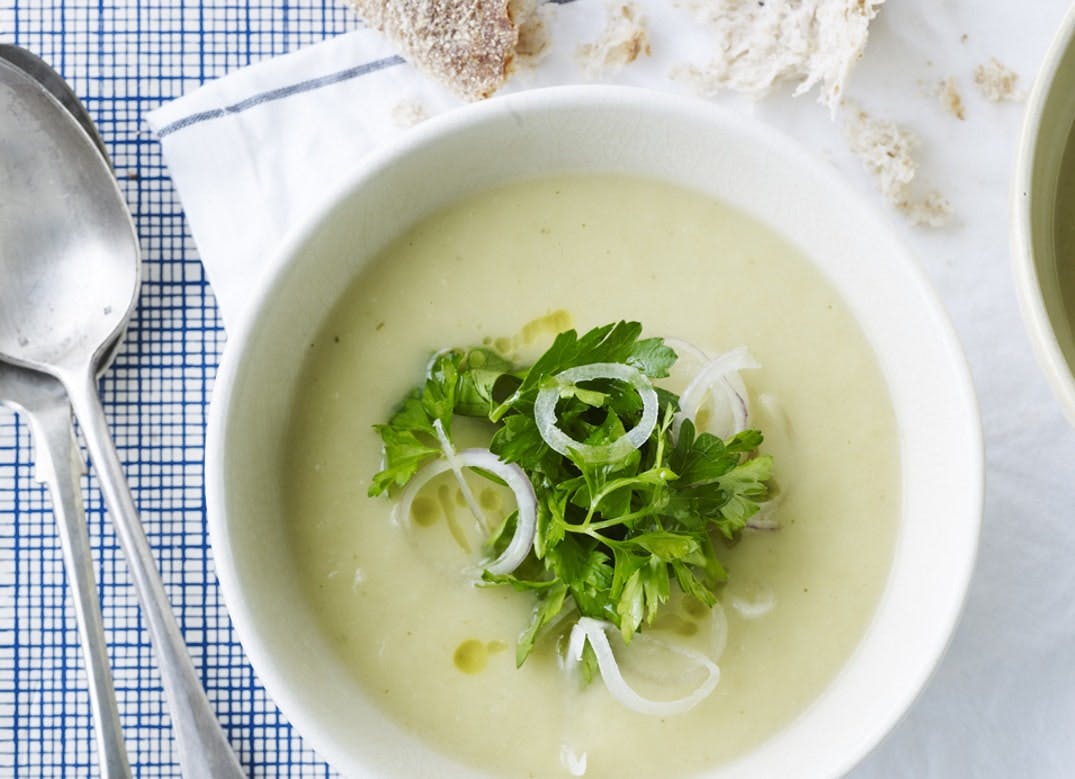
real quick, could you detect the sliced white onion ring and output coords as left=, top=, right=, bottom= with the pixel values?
left=729, top=587, right=776, bottom=620
left=662, top=336, right=710, bottom=366
left=535, top=363, right=658, bottom=463
left=566, top=617, right=720, bottom=717
left=396, top=448, right=537, bottom=576
left=674, top=346, right=759, bottom=438
left=432, top=419, right=487, bottom=531
left=722, top=373, right=750, bottom=434
left=424, top=346, right=456, bottom=378
left=746, top=500, right=782, bottom=531
left=559, top=745, right=588, bottom=777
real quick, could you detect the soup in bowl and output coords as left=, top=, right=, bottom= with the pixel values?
left=207, top=86, right=982, bottom=778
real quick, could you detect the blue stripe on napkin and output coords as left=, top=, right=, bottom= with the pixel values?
left=156, top=54, right=405, bottom=138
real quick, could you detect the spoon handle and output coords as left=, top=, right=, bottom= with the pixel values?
left=22, top=386, right=132, bottom=779
left=64, top=367, right=246, bottom=779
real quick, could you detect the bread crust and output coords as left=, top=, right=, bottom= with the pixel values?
left=351, top=0, right=518, bottom=100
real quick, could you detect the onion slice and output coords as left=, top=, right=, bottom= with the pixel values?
left=534, top=363, right=658, bottom=463
left=674, top=346, right=759, bottom=438
left=729, top=588, right=776, bottom=620
left=566, top=617, right=720, bottom=717
left=746, top=500, right=782, bottom=531
left=423, top=346, right=456, bottom=378
left=396, top=448, right=537, bottom=576
left=662, top=336, right=710, bottom=366
left=560, top=745, right=587, bottom=777
left=432, top=419, right=487, bottom=531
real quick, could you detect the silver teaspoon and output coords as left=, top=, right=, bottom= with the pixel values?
left=0, top=59, right=245, bottom=778
left=0, top=48, right=130, bottom=777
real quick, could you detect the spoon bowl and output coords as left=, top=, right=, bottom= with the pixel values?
left=0, top=57, right=137, bottom=374
left=0, top=45, right=110, bottom=164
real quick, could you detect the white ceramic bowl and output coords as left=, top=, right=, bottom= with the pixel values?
left=207, top=86, right=982, bottom=778
left=1013, top=5, right=1075, bottom=426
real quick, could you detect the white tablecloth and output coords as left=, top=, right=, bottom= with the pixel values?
left=841, top=2, right=1075, bottom=775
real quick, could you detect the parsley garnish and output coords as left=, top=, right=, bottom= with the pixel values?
left=370, top=322, right=774, bottom=666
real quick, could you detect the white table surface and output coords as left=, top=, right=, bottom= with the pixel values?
left=820, top=2, right=1075, bottom=776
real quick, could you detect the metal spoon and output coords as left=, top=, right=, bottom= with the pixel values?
left=0, top=59, right=245, bottom=778
left=0, top=45, right=110, bottom=164
left=0, top=367, right=132, bottom=777
left=0, top=50, right=131, bottom=778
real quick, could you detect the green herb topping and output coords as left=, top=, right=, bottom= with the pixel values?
left=369, top=321, right=775, bottom=667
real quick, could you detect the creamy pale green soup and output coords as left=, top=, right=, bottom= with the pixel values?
left=283, top=174, right=900, bottom=778
left=1055, top=128, right=1075, bottom=360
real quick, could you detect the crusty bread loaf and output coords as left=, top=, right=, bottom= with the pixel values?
left=350, top=0, right=519, bottom=100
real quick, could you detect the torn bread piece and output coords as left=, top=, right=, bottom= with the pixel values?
left=512, top=0, right=553, bottom=68
left=349, top=0, right=521, bottom=100
left=844, top=104, right=952, bottom=227
left=674, top=0, right=884, bottom=116
left=577, top=2, right=651, bottom=78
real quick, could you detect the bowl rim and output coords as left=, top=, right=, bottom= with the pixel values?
left=1012, top=3, right=1075, bottom=427
left=206, top=84, right=983, bottom=779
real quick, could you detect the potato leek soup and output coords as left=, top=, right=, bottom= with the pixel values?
left=1055, top=127, right=1075, bottom=348
left=283, top=174, right=900, bottom=778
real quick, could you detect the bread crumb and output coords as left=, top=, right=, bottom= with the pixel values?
left=514, top=0, right=553, bottom=68
left=391, top=99, right=428, bottom=128
left=844, top=104, right=952, bottom=227
left=900, top=191, right=953, bottom=228
left=349, top=0, right=518, bottom=101
left=974, top=57, right=1021, bottom=102
left=941, top=77, right=965, bottom=120
left=673, top=0, right=884, bottom=115
left=918, top=77, right=966, bottom=119
left=577, top=2, right=650, bottom=77
left=845, top=106, right=915, bottom=201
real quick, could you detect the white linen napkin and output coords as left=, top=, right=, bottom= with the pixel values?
left=146, top=27, right=450, bottom=329
left=146, top=1, right=768, bottom=330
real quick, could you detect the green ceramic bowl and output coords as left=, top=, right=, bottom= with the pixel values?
left=1013, top=4, right=1075, bottom=424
